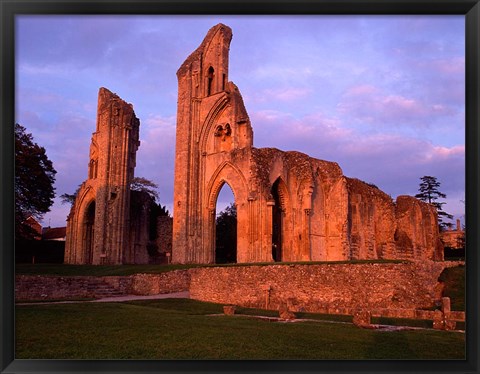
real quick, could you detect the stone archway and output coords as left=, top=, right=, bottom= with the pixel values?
left=270, top=178, right=292, bottom=262
left=205, top=162, right=249, bottom=264
left=214, top=183, right=237, bottom=264
left=84, top=200, right=96, bottom=264
left=271, top=180, right=283, bottom=261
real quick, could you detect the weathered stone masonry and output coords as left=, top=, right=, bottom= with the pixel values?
left=172, top=23, right=443, bottom=264
left=188, top=262, right=456, bottom=313
left=64, top=88, right=170, bottom=265
left=64, top=88, right=146, bottom=265
left=15, top=270, right=190, bottom=300
left=16, top=262, right=463, bottom=322
left=64, top=24, right=443, bottom=266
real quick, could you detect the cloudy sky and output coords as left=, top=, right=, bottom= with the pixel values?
left=16, top=15, right=465, bottom=228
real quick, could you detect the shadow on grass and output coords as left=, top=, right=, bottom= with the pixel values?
left=16, top=298, right=465, bottom=360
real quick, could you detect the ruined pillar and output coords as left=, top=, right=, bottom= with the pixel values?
left=65, top=87, right=140, bottom=265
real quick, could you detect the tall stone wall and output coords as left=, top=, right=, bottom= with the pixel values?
left=346, top=178, right=397, bottom=260
left=128, top=191, right=155, bottom=264
left=155, top=216, right=173, bottom=263
left=395, top=195, right=443, bottom=261
left=171, top=23, right=442, bottom=265
left=65, top=87, right=142, bottom=265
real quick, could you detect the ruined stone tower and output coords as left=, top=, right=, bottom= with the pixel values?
left=172, top=24, right=443, bottom=264
left=172, top=24, right=256, bottom=263
left=65, top=87, right=142, bottom=264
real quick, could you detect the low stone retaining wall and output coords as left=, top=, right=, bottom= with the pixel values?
left=15, top=275, right=112, bottom=300
left=188, top=261, right=461, bottom=313
left=15, top=270, right=190, bottom=301
left=128, top=270, right=190, bottom=295
left=16, top=262, right=463, bottom=328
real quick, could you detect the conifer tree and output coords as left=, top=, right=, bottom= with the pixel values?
left=415, top=175, right=453, bottom=230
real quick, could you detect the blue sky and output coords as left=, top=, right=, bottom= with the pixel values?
left=16, top=15, right=465, bottom=227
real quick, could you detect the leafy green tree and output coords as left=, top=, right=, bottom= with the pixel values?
left=215, top=203, right=237, bottom=263
left=15, top=124, right=56, bottom=239
left=415, top=175, right=453, bottom=230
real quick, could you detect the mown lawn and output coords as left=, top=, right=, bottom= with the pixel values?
left=15, top=263, right=201, bottom=276
left=16, top=299, right=465, bottom=360
left=15, top=259, right=408, bottom=276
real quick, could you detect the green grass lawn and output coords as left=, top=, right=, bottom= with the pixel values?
left=15, top=259, right=408, bottom=277
left=16, top=298, right=465, bottom=360
left=15, top=263, right=201, bottom=276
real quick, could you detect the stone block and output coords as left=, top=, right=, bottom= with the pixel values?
left=353, top=309, right=371, bottom=327
left=441, top=297, right=451, bottom=314
left=223, top=305, right=236, bottom=315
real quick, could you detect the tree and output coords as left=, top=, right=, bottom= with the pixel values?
left=215, top=203, right=237, bottom=263
left=415, top=175, right=453, bottom=230
left=130, top=177, right=159, bottom=201
left=15, top=124, right=56, bottom=239
left=61, top=177, right=160, bottom=206
left=60, top=185, right=81, bottom=206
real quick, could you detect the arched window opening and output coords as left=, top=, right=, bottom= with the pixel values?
left=84, top=201, right=96, bottom=264
left=89, top=160, right=94, bottom=179
left=89, top=159, right=98, bottom=179
left=215, top=184, right=236, bottom=264
left=271, top=179, right=283, bottom=262
left=207, top=66, right=214, bottom=96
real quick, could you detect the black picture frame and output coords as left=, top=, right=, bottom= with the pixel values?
left=1, top=1, right=479, bottom=373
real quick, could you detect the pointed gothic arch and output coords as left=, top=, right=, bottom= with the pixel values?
left=83, top=200, right=96, bottom=264
left=204, top=162, right=248, bottom=263
left=270, top=177, right=292, bottom=262
left=214, top=183, right=237, bottom=264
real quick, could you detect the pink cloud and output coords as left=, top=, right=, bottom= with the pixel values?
left=418, top=56, right=465, bottom=75
left=337, top=84, right=456, bottom=125
left=250, top=109, right=464, bottom=208
left=344, top=84, right=378, bottom=96
left=262, top=87, right=312, bottom=101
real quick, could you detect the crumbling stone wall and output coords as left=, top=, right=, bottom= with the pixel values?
left=440, top=219, right=465, bottom=249
left=128, top=191, right=155, bottom=264
left=156, top=216, right=173, bottom=259
left=189, top=262, right=459, bottom=313
left=172, top=23, right=442, bottom=265
left=395, top=195, right=443, bottom=261
left=15, top=271, right=190, bottom=301
left=65, top=88, right=144, bottom=265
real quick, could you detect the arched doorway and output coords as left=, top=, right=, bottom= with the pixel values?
left=84, top=201, right=95, bottom=264
left=271, top=179, right=283, bottom=262
left=215, top=184, right=237, bottom=264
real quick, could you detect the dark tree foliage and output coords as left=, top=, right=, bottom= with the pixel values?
left=61, top=177, right=161, bottom=207
left=60, top=185, right=81, bottom=206
left=130, top=177, right=159, bottom=201
left=215, top=203, right=237, bottom=264
left=415, top=175, right=453, bottom=230
left=154, top=203, right=170, bottom=217
left=15, top=124, right=56, bottom=239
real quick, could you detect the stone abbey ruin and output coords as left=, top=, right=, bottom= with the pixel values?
left=65, top=23, right=444, bottom=265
